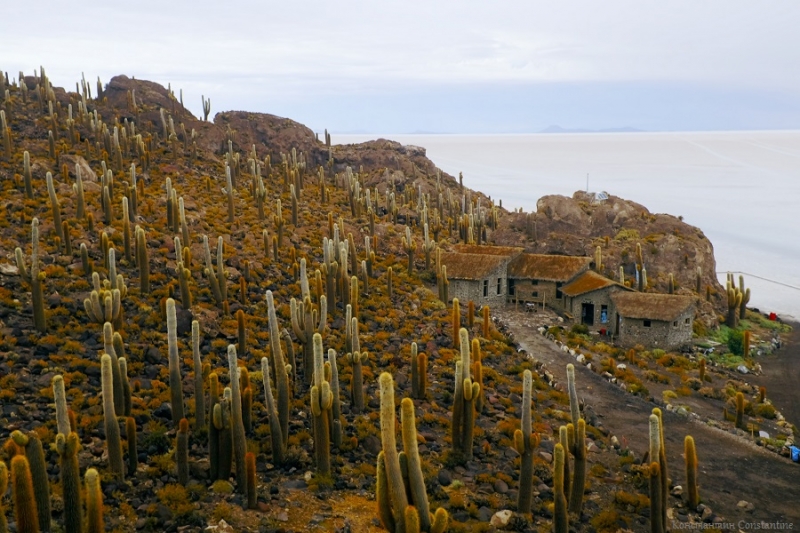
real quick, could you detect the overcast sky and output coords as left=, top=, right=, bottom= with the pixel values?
left=4, top=1, right=799, bottom=133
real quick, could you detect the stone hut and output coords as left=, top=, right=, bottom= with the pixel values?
left=611, top=292, right=695, bottom=349
left=507, top=254, right=591, bottom=311
left=440, top=252, right=515, bottom=304
left=561, top=270, right=631, bottom=330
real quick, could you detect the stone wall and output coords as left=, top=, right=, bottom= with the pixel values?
left=565, top=286, right=626, bottom=331
left=449, top=262, right=509, bottom=304
left=618, top=308, right=694, bottom=349
left=508, top=279, right=565, bottom=311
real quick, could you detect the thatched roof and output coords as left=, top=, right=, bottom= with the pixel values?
left=453, top=244, right=523, bottom=258
left=508, top=254, right=591, bottom=282
left=611, top=292, right=695, bottom=322
left=440, top=252, right=509, bottom=280
left=561, top=271, right=628, bottom=297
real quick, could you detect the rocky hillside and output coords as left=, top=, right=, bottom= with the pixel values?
left=0, top=70, right=733, bottom=533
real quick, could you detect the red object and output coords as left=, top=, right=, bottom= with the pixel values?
left=769, top=312, right=777, bottom=321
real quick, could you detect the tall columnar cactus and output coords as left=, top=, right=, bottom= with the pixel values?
left=126, top=418, right=138, bottom=478
left=261, top=357, right=286, bottom=464
left=347, top=317, right=368, bottom=412
left=237, top=309, right=247, bottom=359
left=227, top=345, right=248, bottom=497
left=451, top=328, right=480, bottom=463
left=514, top=370, right=539, bottom=514
left=387, top=266, right=394, bottom=299
left=472, top=338, right=484, bottom=413
left=56, top=433, right=82, bottom=533
left=377, top=373, right=409, bottom=533
left=101, top=353, right=124, bottom=480
left=291, top=294, right=327, bottom=386
left=11, top=431, right=50, bottom=532
left=214, top=390, right=233, bottom=481
left=191, top=321, right=205, bottom=430
left=743, top=330, right=751, bottom=358
left=452, top=298, right=460, bottom=348
left=310, top=333, right=332, bottom=476
left=735, top=392, right=745, bottom=429
left=202, top=235, right=226, bottom=307
left=653, top=408, right=667, bottom=529
left=568, top=419, right=587, bottom=516
left=166, top=299, right=185, bottom=423
left=559, top=425, right=571, bottom=499
left=119, top=357, right=132, bottom=417
left=738, top=275, right=750, bottom=320
left=0, top=461, right=6, bottom=533
left=328, top=348, right=344, bottom=448
left=46, top=172, right=64, bottom=242
left=553, top=444, right=568, bottom=533
left=648, top=414, right=663, bottom=533
left=726, top=277, right=742, bottom=328
left=53, top=375, right=71, bottom=436
left=410, top=342, right=427, bottom=401
left=225, top=165, right=235, bottom=223
left=15, top=218, right=46, bottom=333
left=135, top=226, right=150, bottom=294
left=482, top=305, right=490, bottom=338
left=402, top=226, right=416, bottom=273
left=22, top=150, right=33, bottom=199
left=85, top=468, right=104, bottom=533
left=594, top=245, right=603, bottom=273
left=177, top=418, right=189, bottom=485
left=245, top=452, right=257, bottom=510
left=11, top=455, right=39, bottom=533
left=208, top=373, right=220, bottom=480
left=684, top=435, right=700, bottom=509
left=266, top=291, right=290, bottom=444
left=567, top=364, right=580, bottom=427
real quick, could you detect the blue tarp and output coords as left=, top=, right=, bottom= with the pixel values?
left=790, top=445, right=800, bottom=463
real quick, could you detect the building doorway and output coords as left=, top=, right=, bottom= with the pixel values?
left=581, top=303, right=595, bottom=326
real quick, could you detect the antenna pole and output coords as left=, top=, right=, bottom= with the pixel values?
left=586, top=173, right=589, bottom=193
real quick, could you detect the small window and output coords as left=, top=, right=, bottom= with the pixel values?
left=531, top=279, right=539, bottom=286
left=685, top=317, right=691, bottom=325
left=532, top=291, right=539, bottom=298
left=673, top=321, right=678, bottom=327
left=483, top=280, right=488, bottom=297
left=508, top=279, right=516, bottom=295
left=600, top=305, right=608, bottom=324
left=643, top=320, right=652, bottom=328
left=497, top=278, right=502, bottom=295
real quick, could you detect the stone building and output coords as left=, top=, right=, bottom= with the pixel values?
left=507, top=254, right=591, bottom=311
left=611, top=292, right=695, bottom=349
left=561, top=270, right=631, bottom=330
left=439, top=252, right=515, bottom=304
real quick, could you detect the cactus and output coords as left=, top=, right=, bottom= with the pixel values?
left=119, top=357, right=132, bottom=417
left=101, top=353, right=125, bottom=479
left=191, top=321, right=205, bottom=430
left=245, top=452, right=257, bottom=509
left=261, top=357, right=286, bottom=464
left=738, top=275, right=751, bottom=319
left=202, top=95, right=211, bottom=121
left=410, top=342, right=426, bottom=400
left=594, top=245, right=603, bottom=272
left=237, top=309, right=247, bottom=359
left=135, top=226, right=150, bottom=293
left=559, top=425, right=571, bottom=499
left=273, top=199, right=285, bottom=246
left=553, top=444, right=568, bottom=533
left=310, top=333, right=332, bottom=476
left=52, top=375, right=71, bottom=436
left=514, top=370, right=539, bottom=514
left=684, top=435, right=699, bottom=509
left=452, top=298, right=460, bottom=347
left=378, top=373, right=409, bottom=533
left=759, top=386, right=766, bottom=403
left=227, top=345, right=248, bottom=497
left=743, top=330, right=751, bottom=358
left=451, top=328, right=480, bottom=463
left=290, top=294, right=327, bottom=386
left=166, top=299, right=185, bottom=423
left=202, top=235, right=226, bottom=307
left=653, top=408, right=668, bottom=529
left=482, top=305, right=489, bottom=338
left=23, top=150, right=33, bottom=199
left=177, top=418, right=189, bottom=485
left=175, top=243, right=192, bottom=308
left=11, top=431, right=50, bottom=532
left=568, top=419, right=587, bottom=516
left=735, top=391, right=745, bottom=429
left=266, top=291, right=291, bottom=444
left=46, top=172, right=64, bottom=242
left=566, top=364, right=580, bottom=427
left=214, top=391, right=233, bottom=481
left=80, top=243, right=93, bottom=276
left=208, top=373, right=220, bottom=480
left=15, top=218, right=46, bottom=333
left=648, top=414, right=663, bottom=533
left=226, top=165, right=235, bottom=222
left=85, top=468, right=104, bottom=533
left=10, top=455, right=39, bottom=533
left=328, top=348, right=343, bottom=448
left=387, top=266, right=393, bottom=299
left=126, top=418, right=138, bottom=477
left=122, top=197, right=131, bottom=261
left=472, top=338, right=484, bottom=413
left=402, top=226, right=416, bottom=273
left=242, top=386, right=253, bottom=435
left=726, top=276, right=742, bottom=328
left=347, top=317, right=368, bottom=412
left=56, top=433, right=82, bottom=533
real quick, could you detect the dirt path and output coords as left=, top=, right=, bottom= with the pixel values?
left=749, top=320, right=800, bottom=429
left=497, top=307, right=800, bottom=524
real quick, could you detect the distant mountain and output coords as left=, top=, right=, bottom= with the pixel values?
left=540, top=125, right=644, bottom=133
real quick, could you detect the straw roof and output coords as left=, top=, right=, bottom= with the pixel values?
left=561, top=270, right=628, bottom=297
left=611, top=292, right=695, bottom=322
left=508, top=254, right=591, bottom=282
left=453, top=244, right=523, bottom=258
left=440, top=252, right=509, bottom=280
